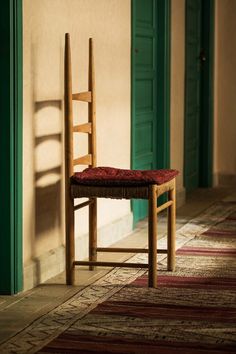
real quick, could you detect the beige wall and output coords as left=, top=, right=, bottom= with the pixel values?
left=22, top=0, right=190, bottom=288
left=23, top=1, right=131, bottom=271
left=170, top=0, right=185, bottom=197
left=214, top=0, right=236, bottom=181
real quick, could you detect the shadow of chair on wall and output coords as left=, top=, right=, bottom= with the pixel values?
left=33, top=99, right=64, bottom=284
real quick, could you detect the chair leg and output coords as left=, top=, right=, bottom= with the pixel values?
left=66, top=197, right=75, bottom=285
left=89, top=198, right=97, bottom=270
left=148, top=185, right=157, bottom=288
left=167, top=180, right=176, bottom=271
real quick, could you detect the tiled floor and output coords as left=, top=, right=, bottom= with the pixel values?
left=0, top=186, right=236, bottom=345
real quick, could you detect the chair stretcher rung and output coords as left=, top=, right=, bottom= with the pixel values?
left=73, top=154, right=92, bottom=166
left=73, top=123, right=92, bottom=134
left=156, top=200, right=173, bottom=214
left=74, top=200, right=93, bottom=210
left=96, top=247, right=167, bottom=254
left=73, top=261, right=149, bottom=268
left=72, top=91, right=92, bottom=102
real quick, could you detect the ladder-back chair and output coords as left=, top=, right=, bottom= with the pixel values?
left=64, top=33, right=179, bottom=287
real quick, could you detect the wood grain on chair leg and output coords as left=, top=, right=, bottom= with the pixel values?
left=66, top=197, right=75, bottom=285
left=89, top=198, right=97, bottom=270
left=148, top=185, right=157, bottom=288
left=167, top=179, right=176, bottom=271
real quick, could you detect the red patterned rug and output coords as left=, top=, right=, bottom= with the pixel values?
left=1, top=202, right=236, bottom=354
left=37, top=204, right=236, bottom=354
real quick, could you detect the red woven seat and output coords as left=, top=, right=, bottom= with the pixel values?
left=71, top=167, right=179, bottom=186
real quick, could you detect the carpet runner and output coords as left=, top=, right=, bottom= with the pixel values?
left=1, top=202, right=236, bottom=354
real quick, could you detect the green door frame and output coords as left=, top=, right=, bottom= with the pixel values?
left=184, top=0, right=214, bottom=190
left=0, top=0, right=23, bottom=294
left=199, top=0, right=215, bottom=187
left=131, top=0, right=171, bottom=223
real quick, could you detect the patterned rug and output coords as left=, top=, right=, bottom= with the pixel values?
left=1, top=202, right=236, bottom=354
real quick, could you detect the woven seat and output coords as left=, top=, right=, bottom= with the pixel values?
left=71, top=181, right=176, bottom=200
left=71, top=166, right=178, bottom=186
left=71, top=167, right=178, bottom=199
left=64, top=34, right=178, bottom=288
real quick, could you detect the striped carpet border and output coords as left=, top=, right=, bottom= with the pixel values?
left=40, top=334, right=236, bottom=354
left=91, top=300, right=236, bottom=322
left=176, top=247, right=236, bottom=256
left=133, top=275, right=236, bottom=289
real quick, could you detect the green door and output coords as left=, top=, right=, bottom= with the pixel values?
left=132, top=0, right=171, bottom=224
left=132, top=0, right=158, bottom=222
left=184, top=0, right=202, bottom=191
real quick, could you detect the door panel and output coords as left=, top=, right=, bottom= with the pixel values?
left=132, top=0, right=157, bottom=222
left=184, top=0, right=202, bottom=191
left=0, top=0, right=23, bottom=294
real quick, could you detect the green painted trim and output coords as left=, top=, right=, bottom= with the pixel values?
left=131, top=0, right=171, bottom=223
left=14, top=0, right=23, bottom=293
left=0, top=0, right=23, bottom=294
left=199, top=0, right=214, bottom=187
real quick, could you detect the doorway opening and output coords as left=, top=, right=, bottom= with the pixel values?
left=184, top=0, right=214, bottom=192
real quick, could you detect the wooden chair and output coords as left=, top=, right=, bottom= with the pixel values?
left=64, top=33, right=178, bottom=288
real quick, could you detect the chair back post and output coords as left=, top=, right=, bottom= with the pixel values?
left=64, top=33, right=75, bottom=284
left=88, top=38, right=97, bottom=168
left=88, top=38, right=97, bottom=269
left=64, top=33, right=74, bottom=178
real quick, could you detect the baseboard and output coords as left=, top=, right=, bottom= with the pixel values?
left=23, top=212, right=133, bottom=291
left=213, top=173, right=219, bottom=187
left=23, top=246, right=65, bottom=291
left=218, top=173, right=236, bottom=186
left=176, top=187, right=186, bottom=208
left=75, top=212, right=133, bottom=260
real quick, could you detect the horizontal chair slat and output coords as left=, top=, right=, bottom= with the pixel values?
left=73, top=123, right=92, bottom=134
left=74, top=200, right=93, bottom=211
left=72, top=91, right=92, bottom=102
left=73, top=154, right=92, bottom=166
left=96, top=247, right=167, bottom=254
left=73, top=261, right=149, bottom=268
left=156, top=200, right=173, bottom=214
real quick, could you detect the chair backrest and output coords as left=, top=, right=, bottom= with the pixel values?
left=64, top=33, right=97, bottom=183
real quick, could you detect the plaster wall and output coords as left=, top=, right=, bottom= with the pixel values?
left=214, top=0, right=236, bottom=182
left=170, top=0, right=185, bottom=196
left=23, top=0, right=131, bottom=269
left=23, top=0, right=188, bottom=288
